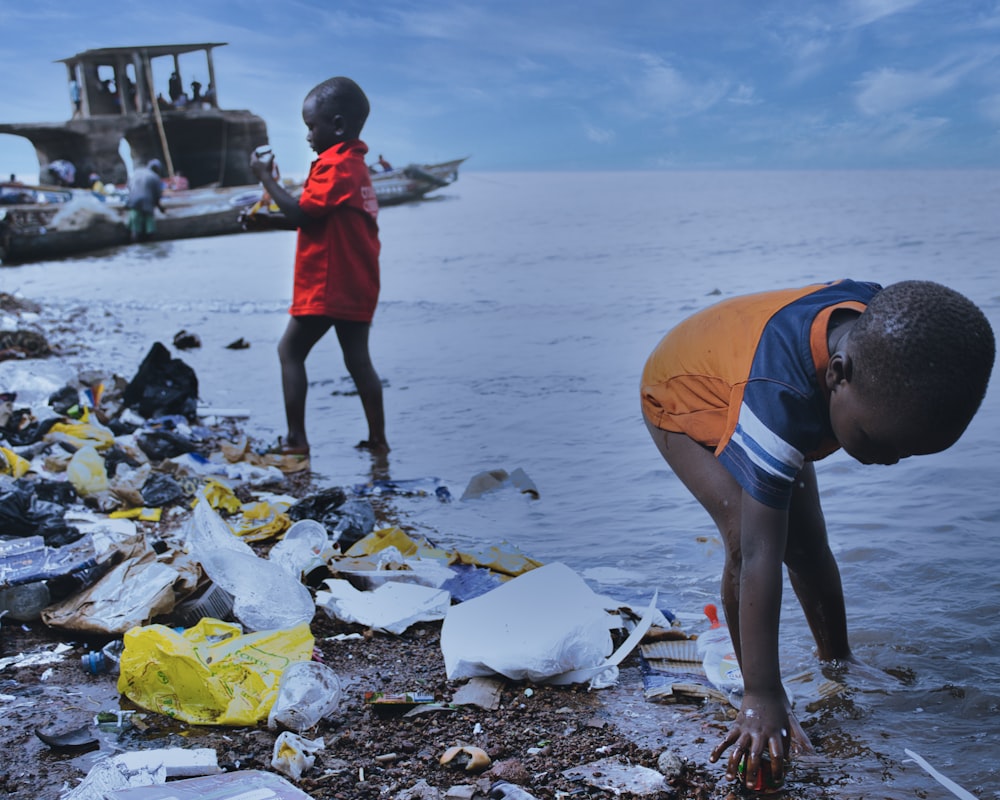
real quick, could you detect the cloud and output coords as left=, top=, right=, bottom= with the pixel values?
left=844, top=0, right=924, bottom=28
left=584, top=123, right=615, bottom=145
left=981, top=92, right=1000, bottom=125
left=855, top=66, right=957, bottom=115
left=728, top=84, right=760, bottom=106
left=633, top=54, right=728, bottom=118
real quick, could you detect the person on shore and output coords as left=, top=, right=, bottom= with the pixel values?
left=640, top=279, right=994, bottom=791
left=125, top=159, right=166, bottom=242
left=250, top=76, right=388, bottom=460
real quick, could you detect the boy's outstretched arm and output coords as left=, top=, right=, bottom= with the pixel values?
left=250, top=152, right=313, bottom=228
left=710, top=496, right=813, bottom=789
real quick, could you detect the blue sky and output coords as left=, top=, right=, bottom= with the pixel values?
left=2, top=0, right=999, bottom=180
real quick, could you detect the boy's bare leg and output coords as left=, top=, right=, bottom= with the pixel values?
left=277, top=315, right=332, bottom=451
left=643, top=419, right=745, bottom=659
left=644, top=417, right=813, bottom=766
left=785, top=463, right=853, bottom=662
left=334, top=320, right=389, bottom=453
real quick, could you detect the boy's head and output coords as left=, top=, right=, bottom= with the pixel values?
left=827, top=280, right=995, bottom=464
left=302, top=77, right=370, bottom=154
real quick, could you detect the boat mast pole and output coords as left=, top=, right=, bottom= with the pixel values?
left=143, top=54, right=175, bottom=178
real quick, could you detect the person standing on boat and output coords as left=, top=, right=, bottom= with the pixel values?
left=249, top=76, right=389, bottom=461
left=125, top=159, right=166, bottom=242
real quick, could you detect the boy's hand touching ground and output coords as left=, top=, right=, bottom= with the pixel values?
left=709, top=690, right=813, bottom=791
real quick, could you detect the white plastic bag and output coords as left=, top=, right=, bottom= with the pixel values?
left=271, top=731, right=325, bottom=780
left=440, top=562, right=613, bottom=683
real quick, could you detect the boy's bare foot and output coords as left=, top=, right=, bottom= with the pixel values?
left=356, top=439, right=390, bottom=456
left=266, top=438, right=310, bottom=457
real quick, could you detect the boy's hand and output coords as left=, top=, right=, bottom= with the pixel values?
left=249, top=152, right=272, bottom=182
left=709, top=690, right=813, bottom=790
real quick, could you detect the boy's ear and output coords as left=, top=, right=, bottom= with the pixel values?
left=333, top=114, right=346, bottom=136
left=825, top=352, right=853, bottom=390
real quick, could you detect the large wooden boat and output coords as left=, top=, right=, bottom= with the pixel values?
left=0, top=182, right=261, bottom=264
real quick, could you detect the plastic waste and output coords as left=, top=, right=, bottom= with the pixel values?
left=121, top=342, right=199, bottom=420
left=440, top=562, right=613, bottom=683
left=61, top=747, right=220, bottom=800
left=81, top=639, right=124, bottom=674
left=105, top=770, right=313, bottom=800
left=316, top=579, right=451, bottom=635
left=66, top=445, right=109, bottom=496
left=171, top=580, right=234, bottom=627
left=271, top=731, right=325, bottom=780
left=490, top=782, right=541, bottom=800
left=0, top=579, right=51, bottom=621
left=118, top=618, right=314, bottom=726
left=187, top=496, right=315, bottom=631
left=697, top=603, right=743, bottom=700
left=267, top=661, right=342, bottom=732
left=269, top=519, right=331, bottom=579
left=328, top=497, right=376, bottom=549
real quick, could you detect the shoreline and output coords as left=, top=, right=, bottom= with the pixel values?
left=0, top=291, right=724, bottom=799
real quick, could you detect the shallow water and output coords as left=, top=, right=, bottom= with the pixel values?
left=4, top=170, right=999, bottom=798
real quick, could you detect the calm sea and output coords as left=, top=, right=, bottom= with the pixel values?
left=4, top=171, right=999, bottom=798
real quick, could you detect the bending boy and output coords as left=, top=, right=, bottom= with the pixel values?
left=641, top=280, right=994, bottom=790
left=251, top=76, right=388, bottom=458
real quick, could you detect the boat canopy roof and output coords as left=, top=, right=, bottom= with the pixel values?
left=57, top=43, right=227, bottom=64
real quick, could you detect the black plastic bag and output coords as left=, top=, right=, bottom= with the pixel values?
left=121, top=342, right=199, bottom=420
left=287, top=486, right=347, bottom=522
left=0, top=487, right=81, bottom=547
left=136, top=429, right=198, bottom=461
left=141, top=473, right=186, bottom=507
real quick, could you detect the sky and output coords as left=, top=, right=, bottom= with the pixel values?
left=2, top=0, right=999, bottom=180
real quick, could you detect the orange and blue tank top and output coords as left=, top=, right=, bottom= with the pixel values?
left=640, top=279, right=881, bottom=508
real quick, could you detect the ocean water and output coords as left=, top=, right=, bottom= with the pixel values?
left=4, top=170, right=999, bottom=798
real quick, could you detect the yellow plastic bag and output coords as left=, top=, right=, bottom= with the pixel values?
left=118, top=618, right=314, bottom=726
left=66, top=445, right=109, bottom=496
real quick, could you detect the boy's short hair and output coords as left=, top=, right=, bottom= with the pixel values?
left=850, top=280, right=995, bottom=429
left=308, top=77, right=370, bottom=138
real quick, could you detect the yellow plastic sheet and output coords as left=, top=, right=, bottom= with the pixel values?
left=0, top=446, right=30, bottom=478
left=44, top=411, right=116, bottom=451
left=109, top=506, right=162, bottom=522
left=201, top=479, right=243, bottom=515
left=118, top=618, right=314, bottom=726
left=345, top=527, right=446, bottom=559
left=235, top=501, right=291, bottom=542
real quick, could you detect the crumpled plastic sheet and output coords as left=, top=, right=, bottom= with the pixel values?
left=316, top=579, right=451, bottom=635
left=41, top=549, right=187, bottom=635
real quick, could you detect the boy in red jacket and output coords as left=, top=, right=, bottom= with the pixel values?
left=251, top=76, right=388, bottom=460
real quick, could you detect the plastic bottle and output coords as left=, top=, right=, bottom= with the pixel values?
left=0, top=580, right=51, bottom=621
left=697, top=603, right=743, bottom=699
left=81, top=639, right=124, bottom=674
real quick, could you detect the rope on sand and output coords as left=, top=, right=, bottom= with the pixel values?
left=903, top=749, right=976, bottom=800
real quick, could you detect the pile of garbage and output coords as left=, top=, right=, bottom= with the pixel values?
left=1, top=334, right=705, bottom=798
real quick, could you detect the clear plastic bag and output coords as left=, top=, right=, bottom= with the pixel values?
left=267, top=661, right=342, bottom=732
